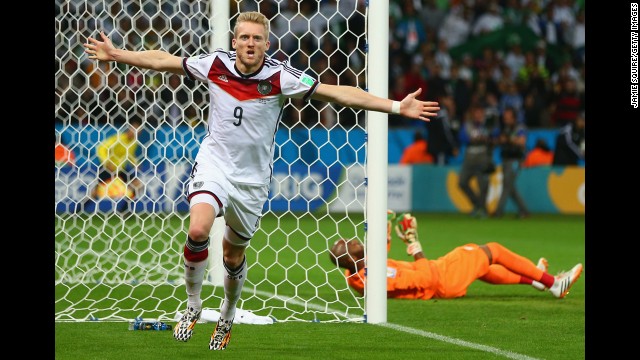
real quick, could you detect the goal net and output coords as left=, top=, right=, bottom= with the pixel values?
left=55, top=0, right=374, bottom=323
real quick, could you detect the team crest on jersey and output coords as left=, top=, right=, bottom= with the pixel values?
left=257, top=81, right=272, bottom=95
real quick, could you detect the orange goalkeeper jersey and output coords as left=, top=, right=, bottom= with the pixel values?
left=345, top=244, right=491, bottom=299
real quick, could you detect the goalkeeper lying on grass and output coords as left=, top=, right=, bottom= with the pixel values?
left=329, top=211, right=583, bottom=300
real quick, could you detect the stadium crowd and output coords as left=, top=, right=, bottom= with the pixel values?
left=59, top=0, right=585, bottom=164
left=248, top=0, right=586, bottom=133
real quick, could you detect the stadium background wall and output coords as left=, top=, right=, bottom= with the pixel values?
left=55, top=124, right=584, bottom=215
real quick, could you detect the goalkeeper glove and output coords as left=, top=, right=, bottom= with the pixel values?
left=394, top=213, right=423, bottom=256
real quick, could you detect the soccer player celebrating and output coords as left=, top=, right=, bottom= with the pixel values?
left=84, top=11, right=440, bottom=350
left=330, top=212, right=583, bottom=300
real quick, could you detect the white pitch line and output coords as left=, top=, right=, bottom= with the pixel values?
left=377, top=323, right=543, bottom=360
left=246, top=288, right=543, bottom=360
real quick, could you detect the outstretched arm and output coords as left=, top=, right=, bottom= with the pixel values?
left=84, top=31, right=185, bottom=75
left=312, top=84, right=439, bottom=122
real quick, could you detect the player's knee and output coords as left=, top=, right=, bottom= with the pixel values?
left=187, top=225, right=211, bottom=242
left=484, top=242, right=502, bottom=255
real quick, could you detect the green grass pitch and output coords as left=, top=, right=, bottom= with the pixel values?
left=55, top=212, right=585, bottom=359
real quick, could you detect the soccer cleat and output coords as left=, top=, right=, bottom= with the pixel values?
left=173, top=306, right=201, bottom=342
left=209, top=317, right=234, bottom=350
left=549, top=263, right=583, bottom=299
left=531, top=257, right=549, bottom=291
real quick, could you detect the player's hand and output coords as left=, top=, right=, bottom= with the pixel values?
left=84, top=31, right=116, bottom=61
left=394, top=213, right=423, bottom=256
left=400, top=89, right=440, bottom=122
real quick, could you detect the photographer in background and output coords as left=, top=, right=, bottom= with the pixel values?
left=491, top=107, right=530, bottom=219
left=457, top=105, right=494, bottom=218
left=552, top=111, right=585, bottom=166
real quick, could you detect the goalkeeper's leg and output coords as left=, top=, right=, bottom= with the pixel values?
left=483, top=242, right=555, bottom=289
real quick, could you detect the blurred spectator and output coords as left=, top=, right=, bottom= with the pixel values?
left=334, top=0, right=362, bottom=19
left=504, top=36, right=526, bottom=79
left=91, top=116, right=144, bottom=200
left=550, top=78, right=582, bottom=127
left=55, top=133, right=76, bottom=167
left=426, top=95, right=459, bottom=165
left=458, top=53, right=475, bottom=83
left=419, top=0, right=447, bottom=34
left=404, top=57, right=429, bottom=99
left=575, top=63, right=585, bottom=96
left=553, top=0, right=576, bottom=28
left=523, top=138, right=554, bottom=168
left=498, top=81, right=525, bottom=124
left=487, top=54, right=504, bottom=84
left=553, top=0, right=577, bottom=48
left=551, top=58, right=580, bottom=85
left=523, top=1, right=543, bottom=36
left=275, top=0, right=326, bottom=56
left=552, top=112, right=585, bottom=166
left=570, top=8, right=585, bottom=66
left=388, top=7, right=404, bottom=57
left=474, top=47, right=498, bottom=74
left=538, top=3, right=559, bottom=46
left=317, top=69, right=340, bottom=129
left=518, top=50, right=549, bottom=85
left=502, top=0, right=524, bottom=25
left=496, top=64, right=515, bottom=90
left=482, top=93, right=501, bottom=130
left=394, top=0, right=428, bottom=56
left=458, top=105, right=494, bottom=218
left=491, top=107, right=530, bottom=218
left=389, top=76, right=410, bottom=127
left=475, top=65, right=500, bottom=100
left=389, top=52, right=407, bottom=85
left=471, top=1, right=504, bottom=37
left=533, top=40, right=557, bottom=78
left=433, top=38, right=453, bottom=80
left=450, top=62, right=473, bottom=124
left=523, top=91, right=546, bottom=128
left=425, top=62, right=448, bottom=101
left=399, top=131, right=434, bottom=165
left=438, top=4, right=473, bottom=48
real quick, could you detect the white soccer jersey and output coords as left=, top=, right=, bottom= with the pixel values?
left=182, top=50, right=319, bottom=185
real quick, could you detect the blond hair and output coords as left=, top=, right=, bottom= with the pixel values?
left=233, top=11, right=270, bottom=38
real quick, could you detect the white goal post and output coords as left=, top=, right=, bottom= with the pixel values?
left=55, top=0, right=388, bottom=324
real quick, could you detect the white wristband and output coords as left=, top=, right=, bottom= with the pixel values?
left=407, top=242, right=422, bottom=256
left=391, top=101, right=401, bottom=114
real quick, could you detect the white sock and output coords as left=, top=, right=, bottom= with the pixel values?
left=219, top=256, right=247, bottom=321
left=532, top=280, right=545, bottom=290
left=184, top=258, right=207, bottom=310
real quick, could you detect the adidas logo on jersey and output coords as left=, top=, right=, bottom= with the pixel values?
left=218, top=75, right=229, bottom=82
